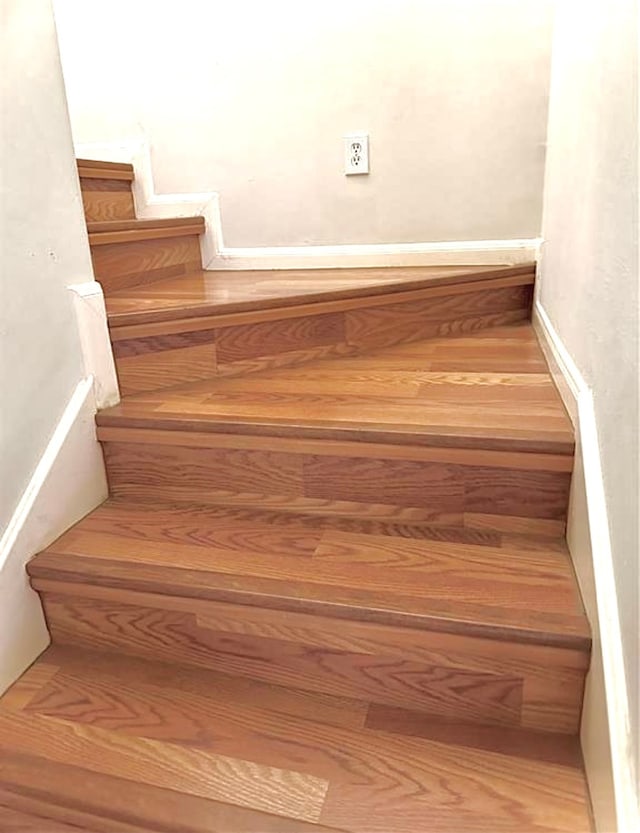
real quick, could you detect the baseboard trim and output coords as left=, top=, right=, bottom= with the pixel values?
left=534, top=300, right=638, bottom=833
left=68, top=281, right=120, bottom=409
left=0, top=376, right=108, bottom=695
left=74, top=139, right=540, bottom=270
left=210, top=238, right=541, bottom=270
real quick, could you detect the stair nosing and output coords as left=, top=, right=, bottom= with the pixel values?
left=28, top=554, right=591, bottom=653
left=95, top=412, right=575, bottom=457
left=106, top=265, right=536, bottom=329
left=88, top=217, right=205, bottom=246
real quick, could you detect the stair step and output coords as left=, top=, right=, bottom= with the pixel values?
left=106, top=264, right=535, bottom=327
left=89, top=218, right=205, bottom=295
left=97, top=325, right=574, bottom=535
left=0, top=646, right=592, bottom=832
left=77, top=159, right=136, bottom=222
left=87, top=216, right=206, bottom=245
left=106, top=268, right=536, bottom=394
left=29, top=500, right=588, bottom=648
left=77, top=158, right=134, bottom=180
left=28, top=499, right=589, bottom=734
left=100, top=324, right=574, bottom=454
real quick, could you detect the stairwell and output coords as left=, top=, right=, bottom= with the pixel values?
left=0, top=159, right=594, bottom=832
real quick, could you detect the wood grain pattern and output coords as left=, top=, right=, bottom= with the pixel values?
left=115, top=342, right=217, bottom=395
left=0, top=647, right=592, bottom=832
left=105, top=279, right=536, bottom=393
left=0, top=711, right=328, bottom=823
left=27, top=496, right=589, bottom=732
left=88, top=217, right=205, bottom=246
left=107, top=276, right=535, bottom=340
left=99, top=437, right=571, bottom=533
left=79, top=177, right=135, bottom=222
left=0, top=753, right=342, bottom=833
left=99, top=324, right=575, bottom=458
left=106, top=264, right=535, bottom=327
left=77, top=159, right=134, bottom=178
left=92, top=236, right=202, bottom=294
left=18, top=221, right=592, bottom=830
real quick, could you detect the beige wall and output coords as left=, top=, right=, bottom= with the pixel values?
left=53, top=0, right=553, bottom=247
left=537, top=0, right=638, bottom=807
left=0, top=0, right=93, bottom=533
left=0, top=0, right=111, bottom=692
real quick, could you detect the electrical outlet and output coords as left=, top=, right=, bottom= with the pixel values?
left=344, top=134, right=369, bottom=175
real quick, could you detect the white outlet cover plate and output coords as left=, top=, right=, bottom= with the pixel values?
left=344, top=134, right=369, bottom=175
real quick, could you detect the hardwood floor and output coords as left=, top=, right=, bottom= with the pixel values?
left=0, top=646, right=592, bottom=832
left=11, top=158, right=593, bottom=829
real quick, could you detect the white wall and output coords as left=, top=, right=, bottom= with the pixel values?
left=537, top=0, right=638, bottom=827
left=0, top=0, right=110, bottom=691
left=53, top=0, right=553, bottom=248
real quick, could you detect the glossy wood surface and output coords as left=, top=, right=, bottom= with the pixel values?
left=88, top=217, right=206, bottom=246
left=79, top=177, right=136, bottom=222
left=29, top=498, right=588, bottom=734
left=101, top=324, right=575, bottom=456
left=16, top=159, right=592, bottom=831
left=30, top=499, right=588, bottom=648
left=76, top=158, right=134, bottom=179
left=107, top=278, right=534, bottom=393
left=106, top=264, right=534, bottom=326
left=91, top=235, right=204, bottom=294
left=0, top=646, right=592, bottom=832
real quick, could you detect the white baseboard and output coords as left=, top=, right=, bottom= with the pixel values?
left=0, top=376, right=109, bottom=695
left=74, top=139, right=540, bottom=270
left=533, top=301, right=639, bottom=833
left=209, top=238, right=541, bottom=270
left=68, top=281, right=120, bottom=409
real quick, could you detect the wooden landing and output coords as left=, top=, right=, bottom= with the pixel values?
left=106, top=264, right=535, bottom=326
left=99, top=323, right=575, bottom=456
left=0, top=645, right=592, bottom=833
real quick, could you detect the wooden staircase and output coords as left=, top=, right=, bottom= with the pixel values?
left=0, top=159, right=594, bottom=832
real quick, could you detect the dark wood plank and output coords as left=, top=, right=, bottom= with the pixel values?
left=365, top=704, right=583, bottom=767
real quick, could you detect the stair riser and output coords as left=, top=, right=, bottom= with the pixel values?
left=101, top=439, right=571, bottom=535
left=79, top=176, right=135, bottom=222
left=109, top=282, right=534, bottom=395
left=35, top=587, right=587, bottom=734
left=92, top=235, right=203, bottom=295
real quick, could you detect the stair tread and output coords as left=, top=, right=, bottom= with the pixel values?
left=29, top=499, right=589, bottom=649
left=105, top=263, right=534, bottom=326
left=99, top=323, right=575, bottom=455
left=88, top=216, right=206, bottom=246
left=0, top=645, right=591, bottom=833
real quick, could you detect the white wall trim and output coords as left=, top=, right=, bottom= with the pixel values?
left=210, top=237, right=542, bottom=270
left=534, top=299, right=639, bottom=833
left=0, top=376, right=108, bottom=694
left=74, top=139, right=541, bottom=270
left=68, top=281, right=120, bottom=409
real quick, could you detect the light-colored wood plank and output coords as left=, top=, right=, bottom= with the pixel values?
left=116, top=342, right=217, bottom=395
left=0, top=711, right=328, bottom=823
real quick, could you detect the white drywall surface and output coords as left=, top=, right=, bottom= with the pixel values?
left=537, top=0, right=639, bottom=823
left=53, top=0, right=553, bottom=248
